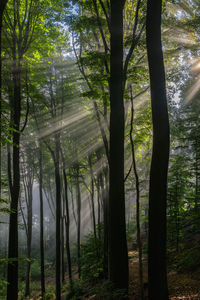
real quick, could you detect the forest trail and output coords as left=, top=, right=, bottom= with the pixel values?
left=128, top=251, right=200, bottom=300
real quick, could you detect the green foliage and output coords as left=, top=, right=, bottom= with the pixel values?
left=64, top=279, right=86, bottom=300
left=80, top=225, right=104, bottom=283
left=176, top=247, right=200, bottom=272
left=128, top=252, right=136, bottom=259
left=126, top=219, right=136, bottom=242
left=0, top=280, right=8, bottom=298
left=31, top=259, right=41, bottom=280
left=90, top=281, right=127, bottom=300
left=44, top=287, right=56, bottom=300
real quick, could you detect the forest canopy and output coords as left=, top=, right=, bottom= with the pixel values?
left=0, top=0, right=200, bottom=300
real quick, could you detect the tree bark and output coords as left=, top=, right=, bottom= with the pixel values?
left=108, top=0, right=128, bottom=291
left=39, top=144, right=45, bottom=298
left=55, top=133, right=61, bottom=300
left=63, top=167, right=72, bottom=287
left=0, top=0, right=8, bottom=199
left=146, top=0, right=170, bottom=299
left=129, top=86, right=144, bottom=299
left=25, top=174, right=33, bottom=297
left=88, top=154, right=97, bottom=240
left=0, top=0, right=8, bottom=200
left=7, top=52, right=22, bottom=300
left=76, top=164, right=81, bottom=278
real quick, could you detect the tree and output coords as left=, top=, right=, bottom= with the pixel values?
left=38, top=143, right=46, bottom=298
left=146, top=0, right=170, bottom=299
left=108, top=0, right=129, bottom=292
left=4, top=1, right=36, bottom=296
left=0, top=0, right=8, bottom=201
left=20, top=145, right=35, bottom=297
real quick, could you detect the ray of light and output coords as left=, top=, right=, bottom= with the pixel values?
left=168, top=35, right=196, bottom=46
left=38, top=109, right=91, bottom=139
left=185, top=75, right=200, bottom=104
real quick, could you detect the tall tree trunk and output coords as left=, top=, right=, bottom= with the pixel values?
left=63, top=168, right=72, bottom=287
left=129, top=86, right=144, bottom=299
left=194, top=142, right=199, bottom=212
left=0, top=0, right=8, bottom=201
left=7, top=56, right=22, bottom=300
left=61, top=214, right=65, bottom=283
left=55, top=133, right=61, bottom=300
left=146, top=0, right=170, bottom=299
left=96, top=175, right=101, bottom=236
left=76, top=165, right=81, bottom=278
left=25, top=178, right=33, bottom=297
left=96, top=150, right=108, bottom=277
left=102, top=166, right=108, bottom=278
left=39, top=144, right=45, bottom=298
left=108, top=0, right=128, bottom=291
left=88, top=154, right=96, bottom=240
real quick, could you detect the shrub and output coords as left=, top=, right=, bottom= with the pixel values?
left=80, top=224, right=104, bottom=283
left=176, top=247, right=200, bottom=272
left=0, top=280, right=8, bottom=299
left=31, top=259, right=41, bottom=280
left=91, top=280, right=128, bottom=300
left=64, top=279, right=86, bottom=300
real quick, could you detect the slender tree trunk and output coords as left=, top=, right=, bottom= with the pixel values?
left=0, top=0, right=8, bottom=202
left=103, top=166, right=108, bottom=278
left=129, top=86, right=144, bottom=299
left=96, top=176, right=101, bottom=236
left=76, top=165, right=81, bottom=278
left=63, top=168, right=72, bottom=287
left=7, top=57, right=22, bottom=300
left=108, top=0, right=128, bottom=291
left=174, top=179, right=180, bottom=253
left=61, top=214, right=65, bottom=283
left=194, top=143, right=199, bottom=212
left=25, top=179, right=33, bottom=297
left=55, top=133, right=61, bottom=300
left=39, top=144, right=45, bottom=298
left=88, top=155, right=97, bottom=239
left=96, top=150, right=108, bottom=277
left=146, top=0, right=170, bottom=299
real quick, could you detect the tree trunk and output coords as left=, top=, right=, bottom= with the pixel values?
left=61, top=214, right=65, bottom=283
left=108, top=0, right=128, bottom=291
left=55, top=133, right=61, bottom=300
left=0, top=0, right=8, bottom=201
left=96, top=150, right=108, bottom=277
left=76, top=165, right=81, bottom=278
left=96, top=175, right=101, bottom=236
left=146, top=0, right=170, bottom=299
left=39, top=144, right=45, bottom=298
left=25, top=178, right=33, bottom=297
left=129, top=86, right=144, bottom=299
left=88, top=155, right=97, bottom=240
left=7, top=55, right=22, bottom=300
left=63, top=168, right=72, bottom=287
left=102, top=166, right=108, bottom=278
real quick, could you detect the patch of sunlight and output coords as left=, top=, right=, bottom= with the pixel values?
left=190, top=58, right=200, bottom=72
left=39, top=109, right=91, bottom=139
left=185, top=75, right=200, bottom=104
left=169, top=35, right=196, bottom=46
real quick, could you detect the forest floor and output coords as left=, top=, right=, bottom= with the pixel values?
left=128, top=250, right=200, bottom=300
left=33, top=250, right=200, bottom=300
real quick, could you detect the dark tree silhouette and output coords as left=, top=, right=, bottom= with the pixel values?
left=0, top=0, right=8, bottom=201
left=146, top=0, right=170, bottom=299
left=39, top=144, right=45, bottom=297
left=108, top=0, right=129, bottom=291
